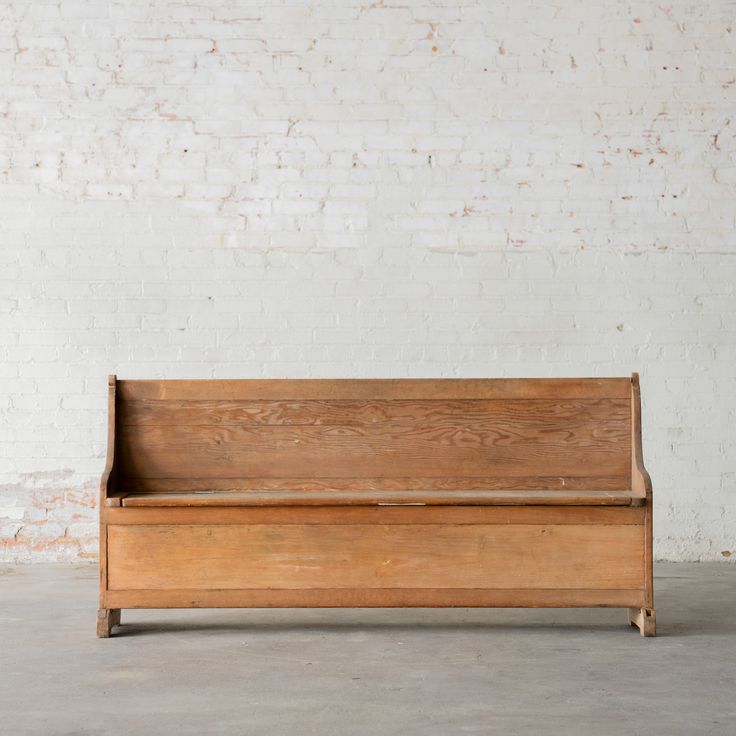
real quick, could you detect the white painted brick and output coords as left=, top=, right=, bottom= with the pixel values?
left=1, top=0, right=735, bottom=562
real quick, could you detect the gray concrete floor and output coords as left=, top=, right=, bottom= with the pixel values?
left=1, top=563, right=734, bottom=736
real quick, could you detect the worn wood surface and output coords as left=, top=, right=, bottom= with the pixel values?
left=107, top=523, right=644, bottom=591
left=104, top=504, right=646, bottom=526
left=99, top=375, right=654, bottom=635
left=117, top=424, right=630, bottom=483
left=115, top=475, right=632, bottom=493
left=117, top=397, right=629, bottom=427
left=628, top=606, right=656, bottom=636
left=120, top=489, right=639, bottom=507
left=117, top=378, right=632, bottom=402
left=104, top=588, right=647, bottom=610
left=114, top=384, right=632, bottom=492
left=631, top=373, right=655, bottom=613
left=96, top=608, right=120, bottom=638
left=98, top=375, right=116, bottom=612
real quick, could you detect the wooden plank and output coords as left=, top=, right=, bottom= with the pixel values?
left=107, top=523, right=644, bottom=591
left=116, top=422, right=630, bottom=481
left=120, top=489, right=638, bottom=507
left=628, top=606, right=656, bottom=636
left=99, top=374, right=116, bottom=611
left=100, top=375, right=117, bottom=499
left=631, top=373, right=654, bottom=611
left=104, top=504, right=645, bottom=525
left=117, top=398, right=631, bottom=427
left=104, top=587, right=647, bottom=609
left=119, top=475, right=631, bottom=492
left=631, top=374, right=652, bottom=497
left=117, top=378, right=632, bottom=402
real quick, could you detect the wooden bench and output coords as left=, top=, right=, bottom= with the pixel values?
left=97, top=375, right=655, bottom=637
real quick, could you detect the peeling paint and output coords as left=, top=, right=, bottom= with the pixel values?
left=1, top=472, right=97, bottom=563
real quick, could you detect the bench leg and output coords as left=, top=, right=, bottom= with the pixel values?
left=97, top=608, right=121, bottom=638
left=628, top=607, right=656, bottom=637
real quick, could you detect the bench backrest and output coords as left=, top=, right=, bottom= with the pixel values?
left=111, top=378, right=634, bottom=493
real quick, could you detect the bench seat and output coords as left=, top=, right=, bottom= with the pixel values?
left=117, top=489, right=642, bottom=507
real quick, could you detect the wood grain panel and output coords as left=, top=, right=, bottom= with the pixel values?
left=117, top=378, right=631, bottom=402
left=104, top=588, right=647, bottom=609
left=117, top=422, right=630, bottom=481
left=118, top=398, right=630, bottom=428
left=120, top=489, right=638, bottom=507
left=107, top=523, right=644, bottom=591
left=115, top=385, right=632, bottom=492
left=632, top=373, right=654, bottom=610
left=104, top=504, right=646, bottom=526
left=120, top=475, right=631, bottom=492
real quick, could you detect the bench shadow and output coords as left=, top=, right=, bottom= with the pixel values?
left=111, top=614, right=736, bottom=638
left=109, top=614, right=638, bottom=639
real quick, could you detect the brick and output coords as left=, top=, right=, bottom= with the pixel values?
left=0, top=0, right=735, bottom=563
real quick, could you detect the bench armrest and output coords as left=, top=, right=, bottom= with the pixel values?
left=631, top=373, right=652, bottom=498
left=100, top=375, right=119, bottom=506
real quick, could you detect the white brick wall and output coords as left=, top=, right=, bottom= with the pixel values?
left=1, top=0, right=734, bottom=561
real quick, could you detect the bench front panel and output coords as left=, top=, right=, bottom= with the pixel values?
left=106, top=520, right=644, bottom=592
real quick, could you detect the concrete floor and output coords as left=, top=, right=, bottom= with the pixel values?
left=1, top=564, right=734, bottom=736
